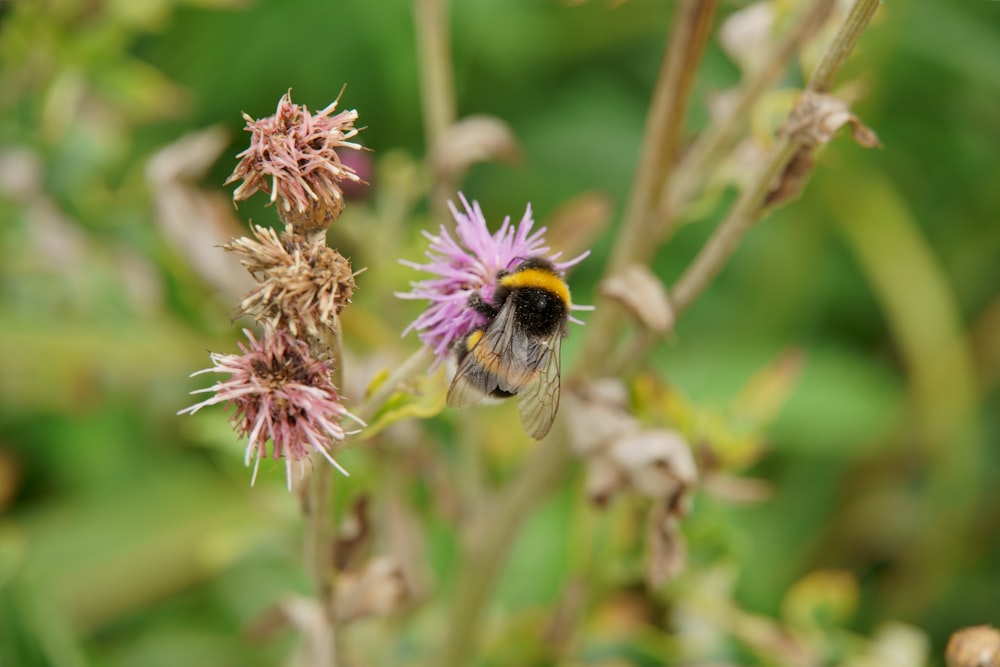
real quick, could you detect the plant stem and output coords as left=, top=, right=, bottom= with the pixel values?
left=303, top=324, right=348, bottom=667
left=656, top=0, right=837, bottom=241
left=414, top=0, right=458, bottom=222
left=669, top=0, right=881, bottom=316
left=438, top=436, right=575, bottom=667
left=304, top=460, right=336, bottom=667
left=580, top=0, right=719, bottom=372
left=354, top=345, right=435, bottom=423
left=431, top=1, right=882, bottom=664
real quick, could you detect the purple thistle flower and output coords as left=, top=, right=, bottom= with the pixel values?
left=397, top=192, right=591, bottom=363
left=178, top=327, right=363, bottom=490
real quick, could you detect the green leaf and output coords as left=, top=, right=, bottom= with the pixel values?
left=360, top=367, right=447, bottom=439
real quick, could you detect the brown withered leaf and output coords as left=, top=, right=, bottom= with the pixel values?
left=782, top=91, right=881, bottom=149
left=600, top=264, right=675, bottom=334
left=647, top=501, right=687, bottom=588
left=333, top=556, right=410, bottom=624
left=146, top=126, right=252, bottom=301
left=946, top=625, right=1000, bottom=667
left=608, top=428, right=697, bottom=501
left=564, top=379, right=639, bottom=458
left=768, top=92, right=880, bottom=206
left=583, top=456, right=628, bottom=508
left=719, top=2, right=775, bottom=76
left=430, top=115, right=522, bottom=179
left=765, top=147, right=815, bottom=207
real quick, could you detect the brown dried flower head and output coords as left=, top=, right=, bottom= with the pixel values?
left=226, top=224, right=358, bottom=338
left=946, top=625, right=1000, bottom=667
left=225, top=89, right=365, bottom=231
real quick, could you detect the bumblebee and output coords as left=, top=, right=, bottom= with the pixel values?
left=447, top=257, right=571, bottom=440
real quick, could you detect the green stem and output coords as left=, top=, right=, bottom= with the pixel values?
left=354, top=345, right=435, bottom=423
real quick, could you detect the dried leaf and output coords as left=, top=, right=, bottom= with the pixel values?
left=646, top=501, right=686, bottom=587
left=430, top=114, right=522, bottom=179
left=583, top=455, right=627, bottom=507
left=333, top=556, right=410, bottom=623
left=564, top=379, right=638, bottom=457
left=600, top=264, right=675, bottom=334
left=764, top=147, right=815, bottom=207
left=271, top=595, right=333, bottom=665
left=783, top=91, right=881, bottom=149
left=146, top=126, right=252, bottom=301
left=719, top=2, right=775, bottom=75
left=608, top=428, right=697, bottom=501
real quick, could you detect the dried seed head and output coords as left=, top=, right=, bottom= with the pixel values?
left=946, top=626, right=1000, bottom=667
left=225, top=89, right=365, bottom=232
left=226, top=225, right=357, bottom=338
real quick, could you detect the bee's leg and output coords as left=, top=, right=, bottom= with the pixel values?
left=468, top=292, right=499, bottom=319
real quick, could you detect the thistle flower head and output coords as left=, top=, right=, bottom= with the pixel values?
left=178, top=327, right=363, bottom=490
left=225, top=224, right=357, bottom=338
left=225, top=88, right=365, bottom=231
left=397, top=193, right=590, bottom=362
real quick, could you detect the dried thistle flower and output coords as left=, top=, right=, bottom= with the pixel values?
left=225, top=89, right=365, bottom=231
left=396, top=192, right=590, bottom=363
left=178, top=327, right=363, bottom=490
left=225, top=224, right=357, bottom=338
left=946, top=625, right=1000, bottom=667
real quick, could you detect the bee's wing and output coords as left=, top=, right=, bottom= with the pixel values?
left=517, top=332, right=562, bottom=440
left=446, top=300, right=538, bottom=408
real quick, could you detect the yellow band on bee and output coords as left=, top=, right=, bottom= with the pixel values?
left=499, top=268, right=571, bottom=306
left=465, top=329, right=484, bottom=350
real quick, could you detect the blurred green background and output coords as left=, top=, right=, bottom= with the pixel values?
left=1, top=0, right=998, bottom=665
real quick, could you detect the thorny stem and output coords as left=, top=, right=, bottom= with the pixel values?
left=436, top=0, right=881, bottom=664
left=414, top=0, right=458, bottom=223
left=580, top=0, right=719, bottom=374
left=670, top=0, right=881, bottom=315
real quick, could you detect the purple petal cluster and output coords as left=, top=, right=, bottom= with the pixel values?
left=179, top=328, right=362, bottom=489
left=397, top=193, right=589, bottom=362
